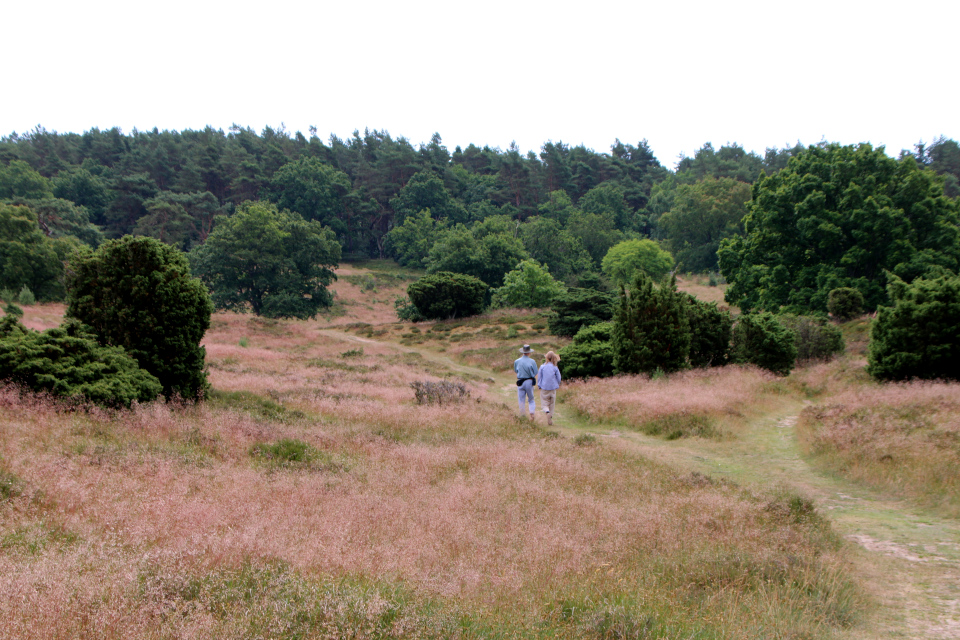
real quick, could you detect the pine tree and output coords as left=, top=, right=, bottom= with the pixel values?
left=612, top=273, right=690, bottom=374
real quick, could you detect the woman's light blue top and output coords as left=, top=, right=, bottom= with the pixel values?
left=537, top=363, right=561, bottom=390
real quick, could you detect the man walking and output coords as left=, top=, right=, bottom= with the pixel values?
left=514, top=345, right=538, bottom=421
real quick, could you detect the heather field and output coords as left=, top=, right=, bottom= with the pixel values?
left=1, top=264, right=958, bottom=639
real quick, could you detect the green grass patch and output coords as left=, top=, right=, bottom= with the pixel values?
left=249, top=438, right=350, bottom=472
left=636, top=414, right=720, bottom=440
left=573, top=433, right=597, bottom=446
left=207, top=389, right=306, bottom=424
left=0, top=468, right=24, bottom=500
left=1, top=522, right=79, bottom=555
left=139, top=561, right=460, bottom=639
left=306, top=357, right=376, bottom=373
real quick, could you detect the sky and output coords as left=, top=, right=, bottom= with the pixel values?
left=3, top=0, right=957, bottom=169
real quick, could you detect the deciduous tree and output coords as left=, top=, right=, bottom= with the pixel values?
left=659, top=177, right=750, bottom=273
left=601, top=239, right=674, bottom=287
left=719, top=144, right=960, bottom=314
left=190, top=201, right=340, bottom=319
left=491, top=260, right=565, bottom=309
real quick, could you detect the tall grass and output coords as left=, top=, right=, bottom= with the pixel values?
left=797, top=381, right=960, bottom=517
left=565, top=366, right=780, bottom=438
left=0, top=296, right=867, bottom=638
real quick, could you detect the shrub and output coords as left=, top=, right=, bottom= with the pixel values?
left=407, top=272, right=488, bottom=320
left=394, top=295, right=426, bottom=322
left=4, top=302, right=23, bottom=318
left=684, top=294, right=732, bottom=368
left=827, top=287, right=865, bottom=321
left=410, top=380, right=470, bottom=405
left=730, top=312, right=798, bottom=376
left=17, top=286, right=35, bottom=306
left=558, top=322, right=616, bottom=379
left=867, top=274, right=960, bottom=381
left=613, top=273, right=690, bottom=375
left=0, top=289, right=14, bottom=303
left=548, top=287, right=616, bottom=337
left=66, top=236, right=213, bottom=399
left=0, top=317, right=162, bottom=407
left=779, top=315, right=845, bottom=363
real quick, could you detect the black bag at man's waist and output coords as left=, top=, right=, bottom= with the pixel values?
left=517, top=377, right=535, bottom=387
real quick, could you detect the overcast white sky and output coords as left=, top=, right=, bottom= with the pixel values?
left=3, top=0, right=956, bottom=169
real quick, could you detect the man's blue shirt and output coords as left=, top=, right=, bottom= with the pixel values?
left=514, top=356, right=538, bottom=379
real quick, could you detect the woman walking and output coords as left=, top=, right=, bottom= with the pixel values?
left=536, top=351, right=561, bottom=425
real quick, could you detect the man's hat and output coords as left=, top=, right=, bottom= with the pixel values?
left=519, top=345, right=534, bottom=353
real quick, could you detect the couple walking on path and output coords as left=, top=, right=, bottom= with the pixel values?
left=514, top=345, right=561, bottom=425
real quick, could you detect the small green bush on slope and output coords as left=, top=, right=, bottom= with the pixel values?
left=0, top=316, right=162, bottom=407
left=407, top=271, right=488, bottom=319
left=685, top=294, right=733, bottom=368
left=559, top=322, right=616, bottom=379
left=730, top=312, right=798, bottom=376
left=779, top=314, right=845, bottom=364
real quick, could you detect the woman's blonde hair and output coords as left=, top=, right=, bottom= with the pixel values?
left=544, top=350, right=560, bottom=364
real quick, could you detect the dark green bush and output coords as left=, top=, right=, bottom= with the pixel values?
left=779, top=315, right=845, bottom=363
left=4, top=302, right=23, bottom=318
left=0, top=317, right=162, bottom=407
left=685, top=294, right=732, bottom=368
left=66, top=236, right=212, bottom=399
left=547, top=288, right=615, bottom=337
left=730, top=312, right=798, bottom=376
left=613, top=274, right=690, bottom=375
left=827, top=288, right=865, bottom=321
left=407, top=271, right=488, bottom=320
left=867, top=274, right=960, bottom=381
left=558, top=322, right=616, bottom=379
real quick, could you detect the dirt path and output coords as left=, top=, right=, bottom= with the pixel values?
left=318, top=327, right=960, bottom=638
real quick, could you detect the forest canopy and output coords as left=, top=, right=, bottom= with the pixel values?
left=2, top=126, right=959, bottom=312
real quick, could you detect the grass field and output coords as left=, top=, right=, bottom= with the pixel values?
left=1, top=263, right=957, bottom=639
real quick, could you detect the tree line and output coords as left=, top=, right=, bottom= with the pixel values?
left=0, top=126, right=845, bottom=264
left=5, top=125, right=957, bottom=309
